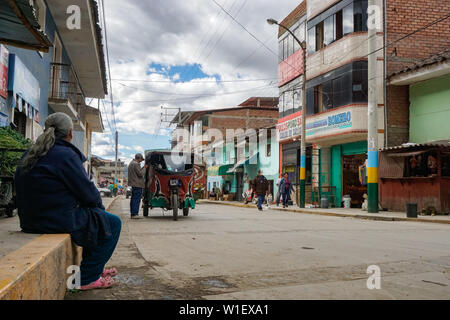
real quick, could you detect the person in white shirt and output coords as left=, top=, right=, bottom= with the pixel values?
left=275, top=173, right=283, bottom=206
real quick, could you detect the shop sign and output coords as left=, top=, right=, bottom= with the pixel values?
left=306, top=111, right=352, bottom=137
left=0, top=45, right=8, bottom=99
left=277, top=108, right=355, bottom=142
left=277, top=114, right=302, bottom=141
left=284, top=166, right=295, bottom=173
left=7, top=55, right=40, bottom=114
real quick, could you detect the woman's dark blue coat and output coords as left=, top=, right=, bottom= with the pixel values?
left=15, top=139, right=111, bottom=249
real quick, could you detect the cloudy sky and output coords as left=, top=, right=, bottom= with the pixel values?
left=93, top=0, right=303, bottom=164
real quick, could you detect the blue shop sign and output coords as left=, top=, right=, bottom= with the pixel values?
left=7, top=54, right=40, bottom=111
left=328, top=112, right=351, bottom=126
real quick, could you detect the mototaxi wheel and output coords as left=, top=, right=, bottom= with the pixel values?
left=172, top=194, right=178, bottom=221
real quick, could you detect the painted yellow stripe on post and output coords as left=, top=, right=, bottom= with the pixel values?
left=300, top=168, right=306, bottom=180
left=367, top=167, right=378, bottom=183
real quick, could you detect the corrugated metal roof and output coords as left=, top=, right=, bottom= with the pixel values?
left=0, top=0, right=52, bottom=51
left=381, top=141, right=450, bottom=152
left=388, top=49, right=450, bottom=79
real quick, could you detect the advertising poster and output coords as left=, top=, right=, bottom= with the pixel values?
left=0, top=45, right=8, bottom=99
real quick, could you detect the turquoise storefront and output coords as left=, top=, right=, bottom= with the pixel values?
left=313, top=141, right=368, bottom=207
left=330, top=141, right=367, bottom=207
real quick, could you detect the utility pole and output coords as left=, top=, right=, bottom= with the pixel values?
left=160, top=106, right=181, bottom=124
left=115, top=130, right=118, bottom=184
left=267, top=18, right=306, bottom=208
left=367, top=0, right=379, bottom=213
left=299, top=41, right=307, bottom=208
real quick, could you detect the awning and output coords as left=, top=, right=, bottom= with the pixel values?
left=227, top=152, right=259, bottom=173
left=387, top=150, right=432, bottom=157
left=207, top=164, right=233, bottom=176
left=8, top=54, right=40, bottom=122
left=0, top=0, right=52, bottom=52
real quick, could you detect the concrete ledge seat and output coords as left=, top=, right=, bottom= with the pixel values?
left=0, top=234, right=82, bottom=300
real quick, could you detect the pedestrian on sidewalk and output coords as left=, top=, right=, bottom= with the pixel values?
left=275, top=173, right=283, bottom=206
left=252, top=170, right=269, bottom=211
left=279, top=173, right=293, bottom=208
left=15, top=112, right=121, bottom=290
left=128, top=153, right=147, bottom=219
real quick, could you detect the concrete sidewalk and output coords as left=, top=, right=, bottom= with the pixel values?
left=197, top=199, right=450, bottom=225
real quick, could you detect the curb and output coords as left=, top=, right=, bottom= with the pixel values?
left=0, top=234, right=80, bottom=299
left=197, top=200, right=450, bottom=225
left=105, top=195, right=120, bottom=212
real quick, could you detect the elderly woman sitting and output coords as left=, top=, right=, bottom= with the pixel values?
left=15, top=113, right=121, bottom=290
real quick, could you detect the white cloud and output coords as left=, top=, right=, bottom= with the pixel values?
left=94, top=0, right=303, bottom=158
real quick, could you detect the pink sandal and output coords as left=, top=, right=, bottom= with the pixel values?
left=102, top=267, right=118, bottom=277
left=80, top=276, right=115, bottom=290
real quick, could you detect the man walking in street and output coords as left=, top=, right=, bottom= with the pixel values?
left=252, top=170, right=269, bottom=211
left=128, top=153, right=147, bottom=219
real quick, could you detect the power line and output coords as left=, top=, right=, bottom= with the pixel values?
left=200, top=0, right=239, bottom=64
left=109, top=83, right=277, bottom=104
left=78, top=76, right=278, bottom=83
left=365, top=12, right=450, bottom=60
left=203, top=0, right=248, bottom=63
left=211, top=0, right=278, bottom=58
left=158, top=0, right=237, bottom=131
left=100, top=99, right=114, bottom=137
left=231, top=33, right=275, bottom=75
left=116, top=81, right=276, bottom=96
left=100, top=0, right=117, bottom=133
left=303, top=11, right=449, bottom=71
left=211, top=0, right=301, bottom=81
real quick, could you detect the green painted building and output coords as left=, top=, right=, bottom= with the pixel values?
left=409, top=74, right=450, bottom=143
left=206, top=133, right=279, bottom=201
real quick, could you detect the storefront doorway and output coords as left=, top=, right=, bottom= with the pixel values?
left=342, top=154, right=367, bottom=208
left=13, top=108, right=27, bottom=136
left=235, top=171, right=244, bottom=202
left=331, top=141, right=368, bottom=207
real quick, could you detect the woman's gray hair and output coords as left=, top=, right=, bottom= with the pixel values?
left=18, top=112, right=73, bottom=173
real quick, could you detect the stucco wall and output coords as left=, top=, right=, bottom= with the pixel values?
left=409, top=74, right=450, bottom=143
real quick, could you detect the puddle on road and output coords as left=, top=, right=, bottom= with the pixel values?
left=200, top=278, right=231, bottom=289
left=114, top=274, right=146, bottom=286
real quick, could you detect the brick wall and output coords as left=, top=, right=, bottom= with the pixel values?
left=386, top=85, right=409, bottom=146
left=386, top=0, right=450, bottom=75
left=206, top=107, right=278, bottom=139
left=279, top=1, right=307, bottom=37
left=385, top=0, right=449, bottom=147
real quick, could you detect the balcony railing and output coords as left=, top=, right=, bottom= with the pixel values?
left=49, top=62, right=85, bottom=106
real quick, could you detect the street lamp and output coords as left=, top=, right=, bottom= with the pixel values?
left=267, top=18, right=307, bottom=208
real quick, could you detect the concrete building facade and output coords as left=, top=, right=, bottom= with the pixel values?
left=171, top=97, right=279, bottom=201
left=0, top=0, right=106, bottom=172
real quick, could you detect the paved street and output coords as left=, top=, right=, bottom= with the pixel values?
left=66, top=196, right=450, bottom=300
